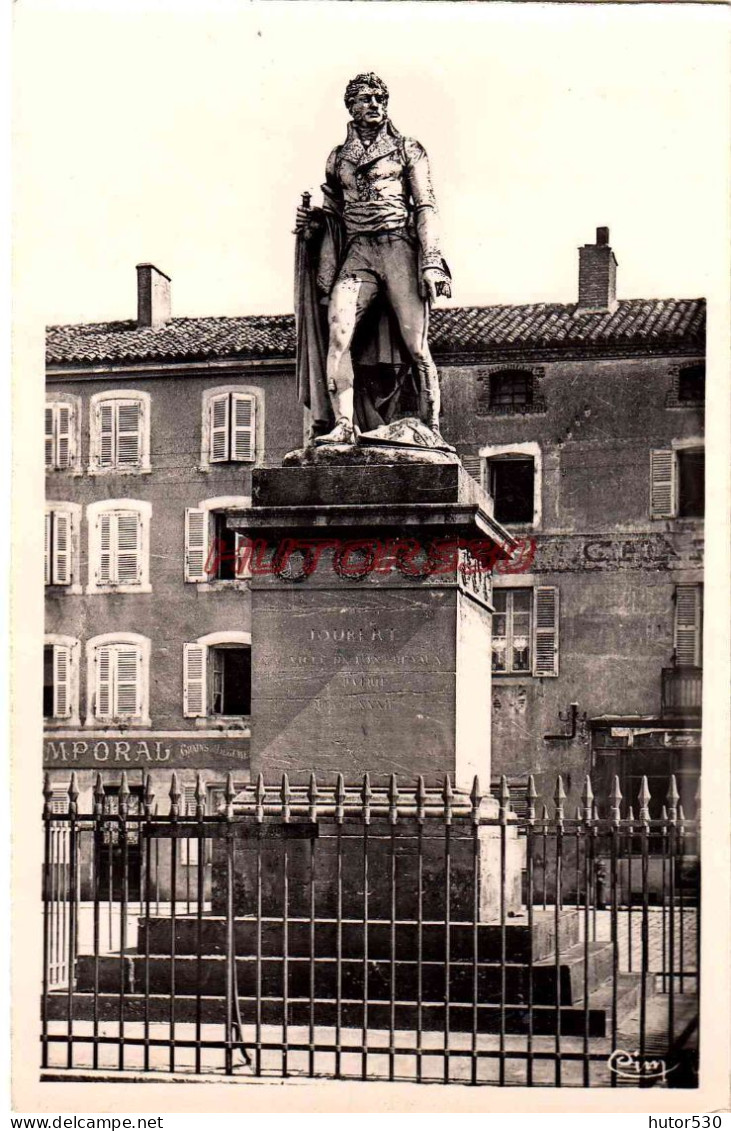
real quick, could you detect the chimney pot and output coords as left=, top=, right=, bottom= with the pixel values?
left=136, top=263, right=171, bottom=328
left=577, top=228, right=617, bottom=311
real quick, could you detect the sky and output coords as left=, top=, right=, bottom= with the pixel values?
left=13, top=0, right=729, bottom=326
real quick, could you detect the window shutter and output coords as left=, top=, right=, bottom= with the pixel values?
left=183, top=643, right=207, bottom=717
left=210, top=395, right=230, bottom=462
left=235, top=532, right=252, bottom=580
left=45, top=407, right=54, bottom=469
left=116, top=512, right=141, bottom=585
left=52, top=511, right=71, bottom=585
left=44, top=513, right=51, bottom=585
left=533, top=586, right=559, bottom=677
left=115, top=646, right=140, bottom=716
left=56, top=404, right=72, bottom=469
left=185, top=508, right=208, bottom=582
left=96, top=646, right=112, bottom=718
left=116, top=402, right=142, bottom=466
left=675, top=585, right=702, bottom=667
left=461, top=455, right=484, bottom=488
left=53, top=645, right=71, bottom=719
left=650, top=450, right=676, bottom=518
left=232, top=394, right=256, bottom=461
left=98, top=403, right=115, bottom=467
left=98, top=513, right=112, bottom=584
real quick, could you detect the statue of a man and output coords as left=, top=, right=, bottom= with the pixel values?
left=294, top=73, right=452, bottom=446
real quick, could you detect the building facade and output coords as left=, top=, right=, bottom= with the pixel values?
left=45, top=233, right=704, bottom=857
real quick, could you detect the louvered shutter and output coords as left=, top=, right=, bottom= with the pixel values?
left=52, top=511, right=71, bottom=585
left=45, top=407, right=54, bottom=469
left=210, top=395, right=230, bottom=463
left=96, top=646, right=112, bottom=718
left=232, top=394, right=256, bottom=461
left=116, top=512, right=141, bottom=585
left=461, top=455, right=484, bottom=488
left=116, top=402, right=142, bottom=466
left=183, top=643, right=207, bottom=717
left=533, top=586, right=559, bottom=677
left=56, top=404, right=72, bottom=469
left=98, top=403, right=115, bottom=467
left=650, top=450, right=676, bottom=518
left=675, top=585, right=702, bottom=667
left=185, top=508, right=208, bottom=581
left=98, top=513, right=112, bottom=584
left=44, top=512, right=51, bottom=585
left=115, top=646, right=140, bottom=716
left=53, top=645, right=71, bottom=719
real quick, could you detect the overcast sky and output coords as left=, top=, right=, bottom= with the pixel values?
left=14, top=0, right=728, bottom=326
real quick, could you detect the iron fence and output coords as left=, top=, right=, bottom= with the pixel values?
left=41, top=769, right=699, bottom=1087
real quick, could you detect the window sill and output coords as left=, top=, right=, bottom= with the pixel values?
left=44, top=717, right=81, bottom=729
left=194, top=717, right=251, bottom=736
left=85, top=584, right=152, bottom=595
left=87, top=466, right=152, bottom=476
left=196, top=580, right=251, bottom=592
left=45, top=467, right=83, bottom=477
left=45, top=584, right=83, bottom=596
left=83, top=718, right=152, bottom=730
left=492, top=671, right=534, bottom=680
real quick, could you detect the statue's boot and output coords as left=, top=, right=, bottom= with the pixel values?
left=313, top=418, right=358, bottom=446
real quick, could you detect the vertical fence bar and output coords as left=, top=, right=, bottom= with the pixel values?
left=581, top=777, right=593, bottom=1087
left=470, top=777, right=481, bottom=1086
left=638, top=777, right=651, bottom=1087
left=66, top=774, right=79, bottom=1070
left=334, top=774, right=345, bottom=1080
left=118, top=773, right=130, bottom=1071
left=388, top=774, right=398, bottom=1083
left=525, top=776, right=538, bottom=1087
left=541, top=805, right=549, bottom=911
left=667, top=777, right=678, bottom=1052
left=224, top=772, right=235, bottom=1077
left=609, top=776, right=622, bottom=1088
left=92, top=775, right=105, bottom=1072
left=443, top=775, right=453, bottom=1085
left=415, top=776, right=425, bottom=1084
left=660, top=805, right=668, bottom=995
left=154, top=802, right=161, bottom=917
left=574, top=806, right=582, bottom=914
left=677, top=804, right=686, bottom=995
left=143, top=774, right=154, bottom=1074
left=169, top=772, right=181, bottom=1074
left=360, top=773, right=371, bottom=1083
left=281, top=773, right=291, bottom=1079
left=308, top=773, right=319, bottom=1078
left=195, top=773, right=205, bottom=1076
left=41, top=776, right=53, bottom=1069
left=553, top=776, right=565, bottom=1086
left=625, top=806, right=634, bottom=973
left=255, top=774, right=265, bottom=1078
left=498, top=777, right=509, bottom=1087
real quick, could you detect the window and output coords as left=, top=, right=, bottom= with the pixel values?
left=201, top=389, right=257, bottom=467
left=490, top=370, right=532, bottom=410
left=674, top=585, right=703, bottom=668
left=492, top=587, right=559, bottom=677
left=185, top=497, right=252, bottom=584
left=183, top=633, right=252, bottom=720
left=44, top=504, right=81, bottom=590
left=677, top=364, right=705, bottom=403
left=488, top=457, right=535, bottom=524
left=86, top=634, right=150, bottom=727
left=650, top=445, right=704, bottom=519
left=45, top=398, right=80, bottom=472
left=43, top=636, right=80, bottom=725
left=87, top=500, right=151, bottom=592
left=89, top=391, right=150, bottom=473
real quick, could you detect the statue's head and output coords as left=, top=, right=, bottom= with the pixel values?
left=344, top=72, right=389, bottom=128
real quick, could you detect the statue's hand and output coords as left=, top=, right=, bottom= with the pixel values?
left=294, top=206, right=310, bottom=234
left=423, top=267, right=452, bottom=303
left=294, top=206, right=323, bottom=239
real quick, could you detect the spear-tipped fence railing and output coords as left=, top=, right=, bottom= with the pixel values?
left=41, top=770, right=699, bottom=1087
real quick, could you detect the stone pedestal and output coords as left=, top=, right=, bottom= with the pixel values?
left=230, top=449, right=512, bottom=790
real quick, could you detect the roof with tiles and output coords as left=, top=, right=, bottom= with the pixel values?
left=46, top=298, right=705, bottom=366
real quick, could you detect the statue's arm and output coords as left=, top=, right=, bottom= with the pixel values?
left=404, top=139, right=449, bottom=277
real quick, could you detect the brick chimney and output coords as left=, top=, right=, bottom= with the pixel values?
left=577, top=227, right=618, bottom=311
left=136, top=263, right=171, bottom=328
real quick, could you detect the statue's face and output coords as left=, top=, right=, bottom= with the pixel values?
left=348, top=86, right=387, bottom=128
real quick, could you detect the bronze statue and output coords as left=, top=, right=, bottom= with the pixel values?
left=294, top=73, right=452, bottom=448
